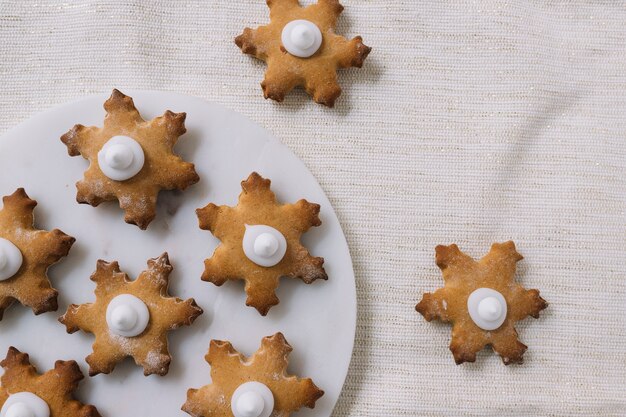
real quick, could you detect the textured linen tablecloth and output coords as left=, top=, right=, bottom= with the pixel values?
left=1, top=1, right=625, bottom=416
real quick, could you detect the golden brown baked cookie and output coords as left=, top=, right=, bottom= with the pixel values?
left=235, top=0, right=371, bottom=107
left=59, top=253, right=203, bottom=376
left=60, top=89, right=199, bottom=230
left=0, top=347, right=101, bottom=417
left=196, top=172, right=327, bottom=316
left=416, top=241, right=548, bottom=365
left=0, top=188, right=75, bottom=320
left=182, top=332, right=324, bottom=417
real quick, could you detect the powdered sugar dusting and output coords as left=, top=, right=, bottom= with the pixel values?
left=109, top=331, right=132, bottom=352
left=145, top=350, right=163, bottom=369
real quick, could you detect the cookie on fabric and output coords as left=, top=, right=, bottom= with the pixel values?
left=0, top=347, right=101, bottom=417
left=59, top=253, right=203, bottom=376
left=235, top=0, right=371, bottom=107
left=182, top=332, right=323, bottom=417
left=196, top=172, right=327, bottom=316
left=416, top=241, right=548, bottom=365
left=0, top=188, right=75, bottom=320
left=60, top=89, right=200, bottom=230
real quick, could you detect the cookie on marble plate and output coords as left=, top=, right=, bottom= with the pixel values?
left=0, top=188, right=75, bottom=320
left=196, top=172, right=327, bottom=316
left=182, top=332, right=323, bottom=417
left=61, top=89, right=199, bottom=230
left=59, top=253, right=203, bottom=376
left=0, top=347, right=101, bottom=417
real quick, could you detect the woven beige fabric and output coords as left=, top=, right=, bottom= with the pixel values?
left=1, top=1, right=625, bottom=415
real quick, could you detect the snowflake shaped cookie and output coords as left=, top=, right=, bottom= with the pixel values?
left=196, top=172, right=327, bottom=316
left=416, top=242, right=548, bottom=365
left=59, top=253, right=203, bottom=376
left=236, top=0, right=371, bottom=107
left=0, top=188, right=75, bottom=320
left=61, top=89, right=200, bottom=229
left=182, top=333, right=324, bottom=417
left=0, top=347, right=101, bottom=417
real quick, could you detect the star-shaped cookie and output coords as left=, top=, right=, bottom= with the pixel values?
left=0, top=347, right=101, bottom=417
left=415, top=242, right=548, bottom=365
left=0, top=188, right=75, bottom=320
left=196, top=172, right=327, bottom=316
left=60, top=89, right=200, bottom=230
left=59, top=253, right=203, bottom=376
left=236, top=0, right=371, bottom=107
left=182, top=333, right=324, bottom=417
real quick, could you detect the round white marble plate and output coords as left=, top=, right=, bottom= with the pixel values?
left=0, top=91, right=356, bottom=416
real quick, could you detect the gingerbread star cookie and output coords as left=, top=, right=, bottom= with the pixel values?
left=182, top=333, right=324, bottom=417
left=196, top=172, right=327, bottom=316
left=0, top=188, right=75, bottom=320
left=61, top=89, right=200, bottom=230
left=416, top=241, right=548, bottom=365
left=236, top=0, right=371, bottom=107
left=59, top=253, right=203, bottom=376
left=0, top=347, right=101, bottom=417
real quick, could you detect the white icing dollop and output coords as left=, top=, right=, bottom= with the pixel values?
left=467, top=288, right=507, bottom=331
left=281, top=20, right=322, bottom=58
left=0, top=238, right=23, bottom=281
left=97, top=135, right=145, bottom=181
left=106, top=294, right=150, bottom=337
left=242, top=225, right=287, bottom=267
left=0, top=393, right=49, bottom=417
left=231, top=382, right=274, bottom=417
